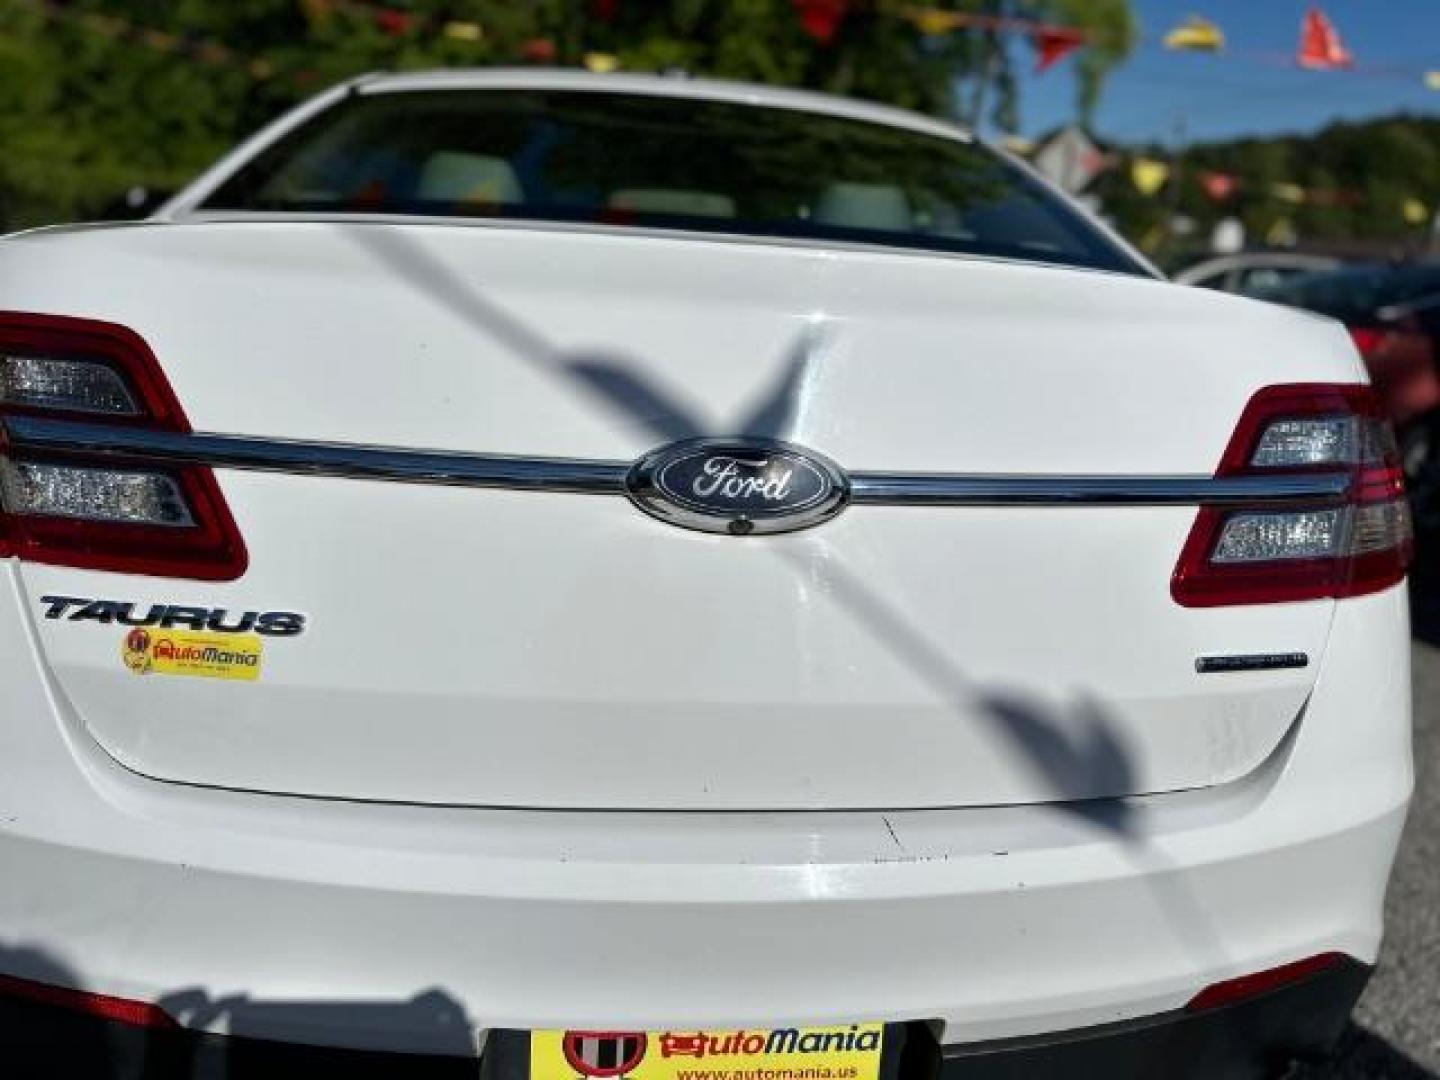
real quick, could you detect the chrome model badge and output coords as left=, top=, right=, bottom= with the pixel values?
left=627, top=438, right=849, bottom=535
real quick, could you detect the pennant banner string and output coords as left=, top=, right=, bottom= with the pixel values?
left=8, top=0, right=1440, bottom=95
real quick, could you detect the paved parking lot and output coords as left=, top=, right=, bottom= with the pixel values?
left=1301, top=599, right=1440, bottom=1076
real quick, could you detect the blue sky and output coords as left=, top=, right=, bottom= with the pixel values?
left=995, top=1, right=1440, bottom=144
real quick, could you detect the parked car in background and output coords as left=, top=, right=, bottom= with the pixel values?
left=1254, top=261, right=1440, bottom=535
left=1174, top=251, right=1343, bottom=295
left=0, top=70, right=1413, bottom=1077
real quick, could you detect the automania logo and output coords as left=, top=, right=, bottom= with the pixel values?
left=120, top=624, right=264, bottom=680
left=150, top=639, right=259, bottom=666
left=556, top=1026, right=881, bottom=1077
left=627, top=438, right=849, bottom=536
left=657, top=1028, right=881, bottom=1059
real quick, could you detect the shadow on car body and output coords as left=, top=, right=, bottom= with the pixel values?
left=339, top=222, right=1152, bottom=834
left=2, top=940, right=1433, bottom=1078
left=0, top=940, right=477, bottom=1078
left=341, top=221, right=1264, bottom=983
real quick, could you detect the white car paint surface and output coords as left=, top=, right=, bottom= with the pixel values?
left=0, top=70, right=1412, bottom=1069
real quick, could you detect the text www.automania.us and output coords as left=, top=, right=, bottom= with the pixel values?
left=676, top=1068, right=861, bottom=1080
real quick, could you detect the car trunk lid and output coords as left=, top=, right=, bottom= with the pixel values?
left=4, top=221, right=1354, bottom=810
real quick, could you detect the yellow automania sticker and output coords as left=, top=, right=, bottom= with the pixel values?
left=530, top=1026, right=884, bottom=1080
left=121, top=627, right=262, bottom=681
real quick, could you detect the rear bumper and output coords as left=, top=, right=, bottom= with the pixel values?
left=1, top=957, right=1373, bottom=1078
left=0, top=568, right=1413, bottom=1057
left=934, top=956, right=1370, bottom=1079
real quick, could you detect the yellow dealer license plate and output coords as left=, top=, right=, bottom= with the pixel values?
left=530, top=1026, right=885, bottom=1080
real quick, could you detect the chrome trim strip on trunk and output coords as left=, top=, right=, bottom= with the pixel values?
left=2, top=417, right=629, bottom=494
left=2, top=416, right=1353, bottom=507
left=846, top=472, right=1352, bottom=506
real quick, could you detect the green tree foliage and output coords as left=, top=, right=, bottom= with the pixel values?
left=0, top=0, right=1136, bottom=230
left=1093, top=115, right=1440, bottom=255
left=1045, top=0, right=1133, bottom=122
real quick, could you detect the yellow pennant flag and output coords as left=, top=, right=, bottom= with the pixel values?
left=1425, top=71, right=1440, bottom=90
left=1271, top=182, right=1307, bottom=204
left=443, top=21, right=483, bottom=42
left=583, top=52, right=621, bottom=73
left=1163, top=15, right=1225, bottom=52
left=907, top=8, right=967, bottom=36
left=1131, top=158, right=1171, bottom=196
left=1404, top=198, right=1430, bottom=225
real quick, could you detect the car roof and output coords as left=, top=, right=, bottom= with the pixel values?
left=352, top=68, right=976, bottom=146
left=1257, top=261, right=1440, bottom=319
left=1175, top=251, right=1337, bottom=276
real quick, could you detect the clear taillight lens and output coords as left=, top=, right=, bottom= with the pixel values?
left=0, top=313, right=246, bottom=579
left=1172, top=384, right=1411, bottom=606
left=0, top=353, right=139, bottom=414
left=1211, top=508, right=1346, bottom=562
left=0, top=460, right=194, bottom=526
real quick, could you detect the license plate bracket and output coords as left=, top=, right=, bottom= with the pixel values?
left=483, top=1024, right=917, bottom=1080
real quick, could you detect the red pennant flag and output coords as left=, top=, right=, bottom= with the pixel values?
left=1201, top=171, right=1239, bottom=202
left=1298, top=7, right=1352, bottom=70
left=521, top=38, right=557, bottom=63
left=792, top=0, right=847, bottom=45
left=1032, top=25, right=1085, bottom=73
left=374, top=9, right=412, bottom=36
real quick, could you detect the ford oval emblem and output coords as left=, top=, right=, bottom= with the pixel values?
left=626, top=438, right=850, bottom=536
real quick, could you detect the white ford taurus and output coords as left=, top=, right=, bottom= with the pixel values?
left=0, top=70, right=1414, bottom=1078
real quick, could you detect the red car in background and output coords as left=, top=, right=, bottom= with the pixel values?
left=1256, top=262, right=1440, bottom=534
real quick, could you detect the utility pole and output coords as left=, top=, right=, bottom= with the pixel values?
left=964, top=0, right=1004, bottom=130
left=966, top=35, right=1001, bottom=129
left=1166, top=112, right=1188, bottom=254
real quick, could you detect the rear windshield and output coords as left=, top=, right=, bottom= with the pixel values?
left=201, top=88, right=1144, bottom=274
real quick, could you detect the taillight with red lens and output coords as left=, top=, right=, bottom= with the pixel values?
left=0, top=971, right=178, bottom=1029
left=0, top=312, right=246, bottom=579
left=1172, top=383, right=1410, bottom=607
left=1185, top=952, right=1348, bottom=1012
